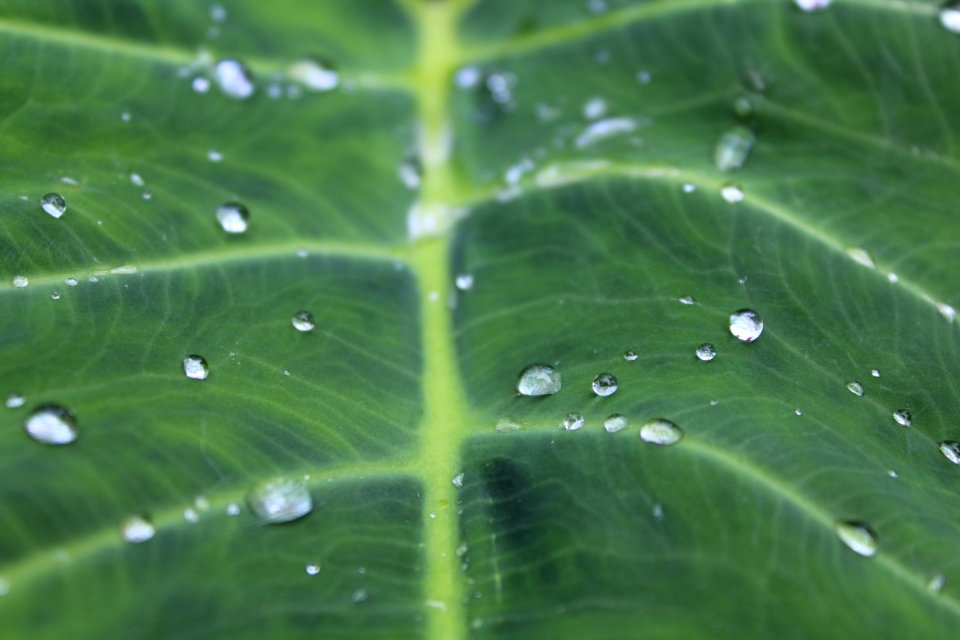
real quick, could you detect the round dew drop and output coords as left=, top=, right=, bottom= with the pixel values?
left=561, top=412, right=584, bottom=431
left=640, top=419, right=683, bottom=446
left=939, top=441, right=960, bottom=465
left=183, top=355, right=209, bottom=380
left=517, top=364, right=561, bottom=396
left=40, top=193, right=67, bottom=219
left=835, top=520, right=878, bottom=558
left=695, top=343, right=717, bottom=362
left=121, top=515, right=155, bottom=544
left=714, top=126, right=755, bottom=172
left=729, top=309, right=763, bottom=342
left=592, top=373, right=619, bottom=397
left=247, top=476, right=313, bottom=524
left=216, top=202, right=250, bottom=234
left=604, top=414, right=628, bottom=433
left=24, top=404, right=78, bottom=445
left=892, top=409, right=911, bottom=427
left=292, top=311, right=315, bottom=332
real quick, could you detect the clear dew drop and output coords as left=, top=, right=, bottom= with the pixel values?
left=732, top=95, right=754, bottom=118
left=929, top=574, right=947, bottom=593
left=12, top=275, right=28, bottom=288
left=582, top=97, right=607, bottom=120
left=640, top=419, right=683, bottom=446
left=940, top=1, right=960, bottom=32
left=714, top=126, right=755, bottom=172
left=795, top=0, right=831, bottom=11
left=247, top=476, right=313, bottom=524
left=592, top=373, right=619, bottom=397
left=65, top=278, right=77, bottom=287
left=623, top=350, right=638, bottom=361
left=6, top=394, right=25, bottom=409
left=845, top=247, right=875, bottom=269
left=574, top=117, right=637, bottom=149
left=696, top=343, right=717, bottom=362
left=678, top=295, right=695, bottom=305
left=183, top=355, right=209, bottom=380
left=455, top=273, right=474, bottom=291
left=40, top=193, right=67, bottom=218
left=561, top=412, right=585, bottom=431
left=795, top=408, right=803, bottom=416
left=24, top=404, right=78, bottom=445
left=214, top=59, right=255, bottom=99
left=871, top=368, right=880, bottom=378
left=291, top=311, right=315, bottom=333
left=50, top=291, right=61, bottom=301
left=288, top=57, right=340, bottom=92
left=517, top=364, right=562, bottom=396
left=305, top=563, right=321, bottom=576
left=207, top=149, right=223, bottom=162
left=835, top=520, right=878, bottom=558
left=216, top=202, right=250, bottom=234
left=183, top=508, right=199, bottom=523
left=939, top=441, right=960, bottom=464
left=129, top=172, right=145, bottom=187
left=121, top=515, right=155, bottom=544
left=892, top=409, right=912, bottom=427
left=721, top=183, right=744, bottom=203
left=846, top=381, right=864, bottom=397
left=192, top=76, right=211, bottom=93
left=226, top=503, right=241, bottom=516
left=603, top=414, right=628, bottom=433
left=729, top=309, right=763, bottom=342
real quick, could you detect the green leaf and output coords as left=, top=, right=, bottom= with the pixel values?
left=2, top=0, right=960, bottom=638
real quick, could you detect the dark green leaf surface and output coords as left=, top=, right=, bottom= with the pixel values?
left=1, top=1, right=959, bottom=639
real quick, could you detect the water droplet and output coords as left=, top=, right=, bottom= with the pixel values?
left=64, top=278, right=77, bottom=287
left=292, top=311, right=315, bottom=332
left=455, top=273, right=474, bottom=291
left=214, top=59, right=255, bottom=99
left=846, top=247, right=875, bottom=269
left=6, top=394, right=25, bottom=409
left=575, top=117, right=637, bottom=149
left=871, top=369, right=880, bottom=378
left=721, top=183, right=744, bottom=203
left=226, top=503, right=241, bottom=516
left=939, top=441, right=960, bottom=464
left=795, top=0, right=831, bottom=11
left=652, top=503, right=664, bottom=520
left=591, top=373, right=619, bottom=397
left=732, top=95, right=754, bottom=118
left=887, top=469, right=898, bottom=478
left=120, top=111, right=132, bottom=122
left=452, top=473, right=464, bottom=488
left=183, top=508, right=199, bottom=523
left=192, top=76, right=211, bottom=93
left=929, top=573, right=946, bottom=593
left=454, top=65, right=481, bottom=89
left=835, top=520, right=877, bottom=557
left=623, top=350, right=638, bottom=361
left=50, top=291, right=61, bottom=301
left=892, top=409, right=911, bottom=427
left=247, top=476, right=313, bottom=524
left=12, top=275, right=28, bottom=288
left=940, top=1, right=960, bottom=32
left=729, top=309, right=763, bottom=342
left=486, top=72, right=517, bottom=107
left=636, top=70, right=652, bottom=85
left=495, top=417, right=521, bottom=432
left=795, top=408, right=803, bottom=416
left=846, top=381, right=864, bottom=397
left=937, top=303, right=957, bottom=323
left=603, top=414, right=628, bottom=433
left=208, top=149, right=223, bottom=162
left=678, top=295, right=695, bottom=305
left=40, top=193, right=67, bottom=218
left=640, top=419, right=683, bottom=445
left=351, top=589, right=368, bottom=604
left=561, top=412, right=584, bottom=431
left=398, top=155, right=422, bottom=189
left=305, top=563, right=321, bottom=576
left=121, top=515, right=155, bottom=543
left=582, top=97, right=607, bottom=120
left=129, top=172, right=145, bottom=187
left=517, top=364, right=562, bottom=396
left=210, top=4, right=227, bottom=22
left=695, top=343, right=717, bottom=362
left=24, top=404, right=78, bottom=445
left=682, top=183, right=696, bottom=193
left=216, top=202, right=250, bottom=234
left=183, top=355, right=209, bottom=380
left=714, top=126, right=755, bottom=172
left=887, top=272, right=899, bottom=283
left=289, top=57, right=339, bottom=92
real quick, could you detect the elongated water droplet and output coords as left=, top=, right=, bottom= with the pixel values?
left=305, top=563, right=321, bottom=576
left=247, top=476, right=313, bottom=524
left=640, top=419, right=683, bottom=445
left=941, top=1, right=960, bottom=32
left=12, top=275, right=28, bottom=288
left=695, top=343, right=717, bottom=362
left=846, top=381, right=864, bottom=397
left=292, top=311, right=315, bottom=332
left=24, top=404, right=78, bottom=445
left=678, top=295, right=695, bottom=305
left=216, top=202, right=250, bottom=234
left=846, top=247, right=875, bottom=269
left=892, top=409, right=911, bottom=427
left=215, top=59, right=255, bottom=99
left=561, top=412, right=584, bottom=431
left=183, top=355, right=209, bottom=380
left=939, top=441, right=960, bottom=464
left=729, top=309, right=763, bottom=342
left=623, top=350, right=638, bottom=361
left=575, top=117, right=637, bottom=149
left=40, top=193, right=67, bottom=218
left=721, top=183, right=744, bottom=203
left=835, top=520, right=877, bottom=557
left=121, top=515, right=155, bottom=543
left=603, top=414, right=628, bottom=433
left=6, top=394, right=25, bottom=409
left=289, top=57, right=339, bottom=92
left=0, top=578, right=8, bottom=597
left=592, top=373, right=619, bottom=397
left=714, top=126, right=755, bottom=171
left=517, top=364, right=561, bottom=396
left=795, top=0, right=831, bottom=11
left=495, top=417, right=521, bottom=432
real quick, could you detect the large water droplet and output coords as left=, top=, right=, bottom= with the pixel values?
left=835, top=520, right=878, bottom=557
left=939, top=441, right=960, bottom=464
left=292, top=311, right=315, bottom=333
left=604, top=414, right=628, bottom=433
left=121, top=515, right=155, bottom=543
left=729, top=309, right=763, bottom=342
left=517, top=364, right=561, bottom=396
left=892, top=409, right=911, bottom=427
left=795, top=0, right=831, bottom=11
left=214, top=59, right=255, bottom=99
left=216, top=202, right=250, bottom=234
left=183, top=355, right=209, bottom=380
left=247, top=476, right=313, bottom=524
left=714, top=126, right=755, bottom=171
left=289, top=57, right=340, bottom=92
left=40, top=193, right=67, bottom=218
left=24, top=404, right=78, bottom=445
left=561, top=412, right=584, bottom=431
left=940, top=1, right=960, bottom=32
left=695, top=343, right=717, bottom=362
left=592, top=373, right=619, bottom=397
left=846, top=381, right=864, bottom=397
left=640, top=419, right=683, bottom=445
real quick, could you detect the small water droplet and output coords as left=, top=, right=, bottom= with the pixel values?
left=940, top=1, right=960, bottom=32
left=6, top=394, right=25, bottom=409
left=452, top=473, right=464, bottom=488
left=183, top=355, right=209, bottom=380
left=495, top=417, right=521, bottom=432
left=226, top=503, right=241, bottom=516
left=454, top=66, right=481, bottom=89
left=129, top=172, right=145, bottom=187
left=887, top=272, right=899, bottom=283
left=305, top=563, right=321, bottom=576
left=50, top=291, right=61, bottom=301
left=214, top=59, right=255, bottom=99
left=191, top=76, right=211, bottom=93
left=40, top=193, right=67, bottom=218
left=591, top=373, right=619, bottom=397
left=289, top=57, right=339, bottom=92
left=582, top=97, right=607, bottom=120
left=575, top=117, right=637, bottom=149
left=517, top=364, right=561, bottom=396
left=732, top=95, right=754, bottom=118
left=183, top=508, right=199, bottom=523
left=216, top=202, right=250, bottom=234
left=937, top=303, right=957, bottom=323
left=603, top=414, right=628, bottom=433
left=795, top=0, right=831, bottom=11
left=887, top=469, right=898, bottom=478
left=714, top=126, right=755, bottom=171
left=870, top=369, right=880, bottom=378
left=892, top=409, right=912, bottom=427
left=351, top=589, right=368, bottom=604
left=64, top=278, right=77, bottom=287
left=835, top=520, right=877, bottom=557
left=695, top=343, right=717, bottom=362
left=721, top=183, right=744, bottom=203
left=846, top=247, right=875, bottom=269
left=398, top=155, right=422, bottom=189
left=120, top=111, right=132, bottom=122
left=729, top=309, right=763, bottom=342
left=678, top=295, right=695, bottom=305
left=682, top=183, right=696, bottom=193
left=247, top=476, right=313, bottom=524
left=292, top=311, right=315, bottom=332
left=640, top=419, right=683, bottom=446
left=24, top=404, right=78, bottom=445
left=846, top=381, right=864, bottom=397
left=636, top=70, right=652, bottom=85
left=929, top=573, right=946, bottom=593
left=455, top=273, right=474, bottom=291
left=210, top=3, right=227, bottom=22
left=12, top=275, right=28, bottom=288
left=121, top=515, right=155, bottom=543
left=795, top=408, right=803, bottom=416
left=207, top=149, right=223, bottom=162
left=561, top=412, right=585, bottom=431
left=623, top=350, right=638, bottom=361
left=939, top=441, right=960, bottom=464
